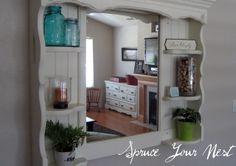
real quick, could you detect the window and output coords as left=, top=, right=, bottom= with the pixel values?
left=86, top=38, right=94, bottom=88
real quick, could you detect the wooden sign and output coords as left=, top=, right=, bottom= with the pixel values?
left=164, top=39, right=197, bottom=50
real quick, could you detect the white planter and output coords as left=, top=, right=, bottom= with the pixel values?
left=54, top=151, right=75, bottom=166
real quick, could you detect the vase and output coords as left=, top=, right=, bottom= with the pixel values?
left=48, top=76, right=72, bottom=109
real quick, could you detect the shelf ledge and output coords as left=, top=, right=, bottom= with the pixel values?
left=46, top=104, right=85, bottom=115
left=162, top=138, right=201, bottom=146
left=49, top=157, right=87, bottom=166
left=45, top=46, right=83, bottom=53
left=163, top=96, right=201, bottom=101
left=163, top=49, right=202, bottom=55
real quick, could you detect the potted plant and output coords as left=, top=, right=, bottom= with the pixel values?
left=173, top=107, right=201, bottom=141
left=45, top=120, right=89, bottom=166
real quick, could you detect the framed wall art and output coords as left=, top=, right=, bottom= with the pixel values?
left=121, top=48, right=137, bottom=61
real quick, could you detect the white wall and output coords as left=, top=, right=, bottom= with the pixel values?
left=113, top=25, right=138, bottom=76
left=113, top=20, right=159, bottom=76
left=87, top=18, right=114, bottom=106
left=137, top=21, right=158, bottom=60
left=0, top=0, right=31, bottom=166
left=88, top=0, right=236, bottom=165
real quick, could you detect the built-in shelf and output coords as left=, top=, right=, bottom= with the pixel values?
left=49, top=157, right=87, bottom=166
left=163, top=95, right=201, bottom=101
left=163, top=49, right=202, bottom=55
left=46, top=104, right=85, bottom=115
left=162, top=138, right=201, bottom=146
left=45, top=46, right=83, bottom=53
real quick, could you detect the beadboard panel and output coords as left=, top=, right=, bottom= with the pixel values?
left=159, top=17, right=190, bottom=130
left=43, top=52, right=79, bottom=105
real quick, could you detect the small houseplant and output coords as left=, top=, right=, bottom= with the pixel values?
left=173, top=107, right=201, bottom=141
left=45, top=120, right=89, bottom=166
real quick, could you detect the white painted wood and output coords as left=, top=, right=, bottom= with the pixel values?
left=159, top=17, right=203, bottom=143
left=43, top=53, right=79, bottom=105
left=46, top=104, right=85, bottom=115
left=30, top=0, right=215, bottom=164
left=159, top=17, right=190, bottom=132
left=163, top=49, right=202, bottom=55
left=45, top=47, right=82, bottom=53
left=78, top=131, right=163, bottom=159
left=163, top=96, right=201, bottom=101
left=41, top=0, right=215, bottom=23
left=165, top=39, right=197, bottom=50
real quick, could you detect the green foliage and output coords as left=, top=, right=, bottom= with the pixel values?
left=45, top=120, right=89, bottom=152
left=173, top=107, right=201, bottom=124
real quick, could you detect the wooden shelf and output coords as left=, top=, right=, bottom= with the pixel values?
left=46, top=104, right=85, bottom=115
left=163, top=49, right=202, bottom=55
left=163, top=95, right=201, bottom=101
left=45, top=46, right=83, bottom=53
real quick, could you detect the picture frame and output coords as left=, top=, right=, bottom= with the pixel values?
left=144, top=37, right=158, bottom=65
left=134, top=60, right=144, bottom=74
left=121, top=48, right=137, bottom=61
left=167, top=86, right=179, bottom=97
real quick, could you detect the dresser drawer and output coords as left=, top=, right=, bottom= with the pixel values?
left=111, top=84, right=120, bottom=92
left=120, top=102, right=135, bottom=112
left=106, top=91, right=112, bottom=97
left=106, top=83, right=120, bottom=92
left=127, top=95, right=135, bottom=103
left=110, top=100, right=120, bottom=107
left=118, top=93, right=127, bottom=101
left=120, top=86, right=136, bottom=96
left=111, top=91, right=119, bottom=99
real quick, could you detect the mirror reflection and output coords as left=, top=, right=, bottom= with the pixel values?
left=85, top=10, right=160, bottom=142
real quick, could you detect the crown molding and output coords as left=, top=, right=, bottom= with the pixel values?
left=42, top=0, right=216, bottom=23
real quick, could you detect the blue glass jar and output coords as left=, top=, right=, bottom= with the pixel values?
left=65, top=18, right=79, bottom=47
left=44, top=6, right=65, bottom=46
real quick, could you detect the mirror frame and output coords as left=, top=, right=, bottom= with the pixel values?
left=38, top=0, right=215, bottom=161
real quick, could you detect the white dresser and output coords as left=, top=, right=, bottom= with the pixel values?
left=105, top=80, right=137, bottom=117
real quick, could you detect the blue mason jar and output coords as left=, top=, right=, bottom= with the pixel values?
left=65, top=18, right=79, bottom=47
left=44, top=6, right=65, bottom=46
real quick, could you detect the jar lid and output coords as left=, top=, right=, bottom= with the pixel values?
left=65, top=18, right=78, bottom=23
left=45, top=5, right=62, bottom=14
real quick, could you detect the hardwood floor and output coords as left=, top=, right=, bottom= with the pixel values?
left=87, top=109, right=152, bottom=136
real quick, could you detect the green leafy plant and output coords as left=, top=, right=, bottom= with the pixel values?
left=173, top=107, right=201, bottom=123
left=45, top=120, right=89, bottom=152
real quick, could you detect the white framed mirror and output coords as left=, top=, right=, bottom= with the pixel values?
left=29, top=0, right=215, bottom=165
